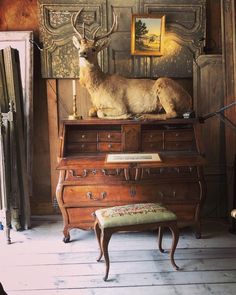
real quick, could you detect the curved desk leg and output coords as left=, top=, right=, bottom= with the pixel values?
left=63, top=226, right=70, bottom=243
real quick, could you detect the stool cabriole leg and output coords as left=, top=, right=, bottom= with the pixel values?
left=158, top=226, right=165, bottom=253
left=101, top=229, right=112, bottom=281
left=94, top=220, right=103, bottom=261
left=169, top=223, right=179, bottom=270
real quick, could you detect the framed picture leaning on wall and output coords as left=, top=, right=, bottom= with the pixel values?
left=131, top=14, right=165, bottom=56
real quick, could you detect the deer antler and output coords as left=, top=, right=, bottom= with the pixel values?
left=71, top=8, right=83, bottom=40
left=93, top=11, right=118, bottom=43
left=71, top=8, right=91, bottom=40
left=71, top=9, right=118, bottom=43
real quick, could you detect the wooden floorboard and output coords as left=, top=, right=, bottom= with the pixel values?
left=0, top=217, right=236, bottom=295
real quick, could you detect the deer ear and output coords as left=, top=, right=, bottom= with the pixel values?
left=96, top=39, right=111, bottom=52
left=73, top=36, right=81, bottom=49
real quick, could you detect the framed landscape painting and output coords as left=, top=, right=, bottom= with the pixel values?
left=131, top=14, right=165, bottom=56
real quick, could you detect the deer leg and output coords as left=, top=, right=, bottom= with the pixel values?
left=88, top=107, right=98, bottom=117
left=97, top=108, right=132, bottom=119
left=138, top=112, right=177, bottom=120
left=138, top=97, right=178, bottom=120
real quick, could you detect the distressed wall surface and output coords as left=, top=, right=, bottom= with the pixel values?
left=0, top=0, right=222, bottom=215
left=38, top=0, right=206, bottom=79
left=0, top=0, right=52, bottom=214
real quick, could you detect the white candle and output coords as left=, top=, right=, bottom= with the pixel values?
left=72, top=79, right=76, bottom=96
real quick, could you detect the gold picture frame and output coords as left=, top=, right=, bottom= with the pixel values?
left=131, top=14, right=165, bottom=56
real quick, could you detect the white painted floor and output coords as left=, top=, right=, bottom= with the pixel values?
left=0, top=216, right=236, bottom=295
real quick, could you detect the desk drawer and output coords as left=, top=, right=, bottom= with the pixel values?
left=142, top=131, right=163, bottom=142
left=66, top=203, right=197, bottom=229
left=165, top=130, right=194, bottom=141
left=63, top=185, right=130, bottom=205
left=67, top=131, right=97, bottom=142
left=62, top=185, right=156, bottom=205
left=164, top=141, right=195, bottom=151
left=98, top=142, right=122, bottom=152
left=66, top=142, right=97, bottom=153
left=141, top=166, right=197, bottom=179
left=98, top=131, right=121, bottom=142
left=62, top=182, right=200, bottom=205
left=67, top=207, right=97, bottom=224
left=142, top=142, right=163, bottom=151
left=65, top=168, right=126, bottom=182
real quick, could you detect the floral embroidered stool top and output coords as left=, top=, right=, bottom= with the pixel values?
left=95, top=203, right=177, bottom=229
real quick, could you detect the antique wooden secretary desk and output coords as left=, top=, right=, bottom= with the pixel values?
left=56, top=118, right=206, bottom=242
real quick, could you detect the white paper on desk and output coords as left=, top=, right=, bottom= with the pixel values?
left=106, top=153, right=162, bottom=163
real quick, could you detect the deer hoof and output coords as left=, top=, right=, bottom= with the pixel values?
left=97, top=110, right=105, bottom=118
left=88, top=108, right=98, bottom=117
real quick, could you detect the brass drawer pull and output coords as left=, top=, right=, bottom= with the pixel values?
left=69, top=169, right=87, bottom=178
left=81, top=134, right=86, bottom=139
left=102, top=169, right=121, bottom=176
left=108, top=144, right=112, bottom=148
left=86, top=191, right=107, bottom=201
left=107, top=134, right=111, bottom=139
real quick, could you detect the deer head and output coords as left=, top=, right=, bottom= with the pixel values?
left=72, top=9, right=118, bottom=66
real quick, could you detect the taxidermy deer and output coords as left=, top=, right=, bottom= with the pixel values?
left=72, top=10, right=192, bottom=120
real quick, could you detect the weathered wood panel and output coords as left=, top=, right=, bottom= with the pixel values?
left=0, top=31, right=34, bottom=204
left=206, top=0, right=222, bottom=54
left=46, top=80, right=60, bottom=207
left=221, top=0, right=236, bottom=214
left=193, top=55, right=226, bottom=217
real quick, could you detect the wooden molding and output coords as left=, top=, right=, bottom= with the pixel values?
left=46, top=79, right=60, bottom=203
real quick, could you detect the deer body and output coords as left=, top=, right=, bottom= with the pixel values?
left=72, top=11, right=192, bottom=120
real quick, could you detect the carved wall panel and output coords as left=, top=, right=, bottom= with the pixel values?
left=142, top=0, right=206, bottom=78
left=38, top=0, right=107, bottom=78
left=39, top=0, right=206, bottom=78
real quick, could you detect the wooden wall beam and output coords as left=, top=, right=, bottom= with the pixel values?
left=46, top=79, right=60, bottom=206
left=221, top=0, right=236, bottom=212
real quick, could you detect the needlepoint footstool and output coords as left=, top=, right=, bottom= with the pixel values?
left=94, top=202, right=179, bottom=281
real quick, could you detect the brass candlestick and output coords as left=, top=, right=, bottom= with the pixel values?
left=68, top=94, right=82, bottom=120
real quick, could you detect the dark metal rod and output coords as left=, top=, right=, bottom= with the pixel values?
left=217, top=113, right=236, bottom=131
left=201, top=101, right=236, bottom=121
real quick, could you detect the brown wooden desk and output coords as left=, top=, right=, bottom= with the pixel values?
left=56, top=118, right=206, bottom=242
